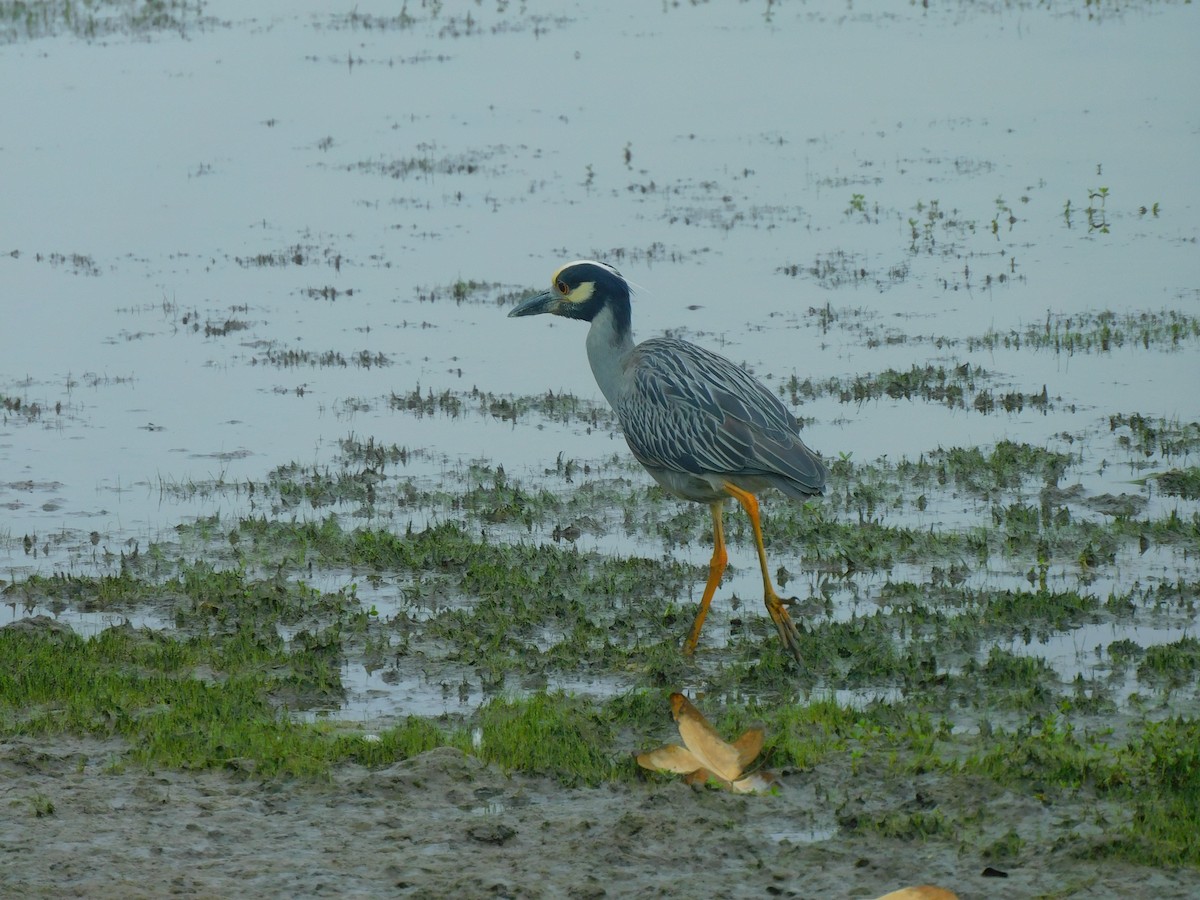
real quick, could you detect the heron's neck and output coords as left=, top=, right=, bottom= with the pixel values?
left=585, top=303, right=635, bottom=407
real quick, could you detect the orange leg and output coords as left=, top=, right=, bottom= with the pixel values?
left=723, top=483, right=804, bottom=663
left=682, top=502, right=727, bottom=656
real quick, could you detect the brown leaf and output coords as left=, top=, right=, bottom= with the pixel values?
left=732, top=726, right=765, bottom=770
left=730, top=770, right=780, bottom=794
left=635, top=744, right=702, bottom=775
left=637, top=693, right=775, bottom=793
left=670, top=692, right=745, bottom=783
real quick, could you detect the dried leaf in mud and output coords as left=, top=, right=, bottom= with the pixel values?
left=636, top=743, right=703, bottom=775
left=873, top=886, right=958, bottom=900
left=636, top=692, right=777, bottom=794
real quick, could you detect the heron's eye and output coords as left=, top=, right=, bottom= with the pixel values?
left=556, top=280, right=569, bottom=294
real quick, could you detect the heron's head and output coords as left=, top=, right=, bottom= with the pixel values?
left=508, top=260, right=631, bottom=334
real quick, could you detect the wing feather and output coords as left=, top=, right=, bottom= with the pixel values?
left=616, top=338, right=826, bottom=493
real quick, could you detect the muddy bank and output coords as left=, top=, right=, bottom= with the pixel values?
left=3, top=737, right=1197, bottom=899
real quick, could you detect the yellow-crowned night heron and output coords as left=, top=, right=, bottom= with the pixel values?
left=509, top=260, right=827, bottom=662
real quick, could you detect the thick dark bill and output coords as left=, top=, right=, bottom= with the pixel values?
left=508, top=290, right=556, bottom=318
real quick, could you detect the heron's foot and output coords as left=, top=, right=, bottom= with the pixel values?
left=764, top=592, right=803, bottom=665
left=681, top=630, right=699, bottom=657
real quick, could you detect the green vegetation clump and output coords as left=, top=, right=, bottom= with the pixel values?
left=1137, top=637, right=1200, bottom=688
left=0, top=0, right=205, bottom=41
left=475, top=692, right=619, bottom=785
left=966, top=715, right=1200, bottom=867
left=968, top=309, right=1200, bottom=355
left=798, top=307, right=1199, bottom=357
left=1154, top=468, right=1200, bottom=500
left=1111, top=414, right=1200, bottom=460
left=783, top=365, right=1055, bottom=415
left=932, top=440, right=1073, bottom=491
left=0, top=620, right=350, bottom=776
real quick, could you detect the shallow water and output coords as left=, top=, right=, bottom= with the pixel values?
left=2, top=0, right=1198, bottom=716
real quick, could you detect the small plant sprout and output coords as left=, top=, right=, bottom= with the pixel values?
left=1087, top=186, right=1110, bottom=233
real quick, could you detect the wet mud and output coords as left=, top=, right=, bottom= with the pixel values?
left=5, top=737, right=1199, bottom=899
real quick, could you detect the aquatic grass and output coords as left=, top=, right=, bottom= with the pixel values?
left=176, top=562, right=352, bottom=623
left=458, top=698, right=1200, bottom=866
left=1116, top=717, right=1200, bottom=866
left=387, top=384, right=619, bottom=431
left=412, top=278, right=518, bottom=306
left=0, top=0, right=206, bottom=42
left=252, top=437, right=1185, bottom=585
left=772, top=463, right=1191, bottom=577
left=186, top=501, right=1195, bottom=692
left=967, top=309, right=1200, bottom=355
left=0, top=619, right=477, bottom=777
left=19, top=464, right=1194, bottom=706
left=8, top=569, right=153, bottom=609
left=1110, top=414, right=1200, bottom=460
left=715, top=696, right=1195, bottom=868
left=350, top=147, right=504, bottom=180
left=965, top=714, right=1200, bottom=867
left=932, top=441, right=1074, bottom=492
left=227, top=516, right=697, bottom=672
left=963, top=648, right=1060, bottom=711
left=859, top=808, right=954, bottom=840
left=734, top=697, right=864, bottom=770
left=763, top=501, right=983, bottom=572
left=475, top=692, right=621, bottom=785
left=1, top=392, right=50, bottom=422
left=799, top=307, right=1200, bottom=356
left=266, top=461, right=382, bottom=511
left=976, top=647, right=1058, bottom=687
left=979, top=587, right=1100, bottom=632
left=782, top=364, right=1052, bottom=414
left=326, top=8, right=419, bottom=31
left=460, top=463, right=564, bottom=527
left=233, top=243, right=332, bottom=268
left=337, top=433, right=430, bottom=469
left=1136, top=637, right=1200, bottom=688
left=170, top=435, right=1189, bottom=591
left=1151, top=467, right=1200, bottom=500
left=235, top=516, right=692, bottom=608
left=823, top=442, right=1073, bottom=518
left=5, top=564, right=356, bottom=710
left=0, top=622, right=323, bottom=775
left=253, top=347, right=391, bottom=369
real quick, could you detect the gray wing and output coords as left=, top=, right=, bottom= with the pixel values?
left=615, top=338, right=826, bottom=494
